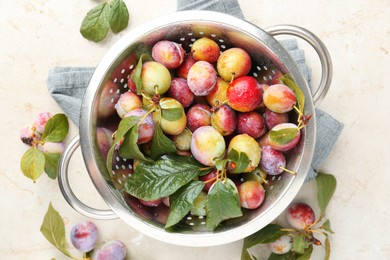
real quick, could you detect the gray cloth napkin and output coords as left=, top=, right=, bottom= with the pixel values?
left=47, top=0, right=343, bottom=181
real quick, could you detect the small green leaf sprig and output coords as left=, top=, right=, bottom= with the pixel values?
left=241, top=172, right=337, bottom=260
left=41, top=203, right=127, bottom=260
left=80, top=0, right=130, bottom=43
left=20, top=113, right=69, bottom=182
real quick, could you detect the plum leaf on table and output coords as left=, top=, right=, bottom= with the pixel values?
left=41, top=113, right=69, bottom=143
left=80, top=0, right=130, bottom=42
left=40, top=203, right=72, bottom=259
left=20, top=147, right=45, bottom=181
left=109, top=0, right=129, bottom=34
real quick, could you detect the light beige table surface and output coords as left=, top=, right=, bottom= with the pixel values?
left=1, top=0, right=389, bottom=259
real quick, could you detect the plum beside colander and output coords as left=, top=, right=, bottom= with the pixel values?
left=58, top=10, right=332, bottom=247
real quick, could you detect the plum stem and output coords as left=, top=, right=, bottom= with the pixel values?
left=279, top=166, right=297, bottom=175
left=281, top=228, right=297, bottom=233
left=229, top=73, right=236, bottom=83
left=137, top=107, right=156, bottom=127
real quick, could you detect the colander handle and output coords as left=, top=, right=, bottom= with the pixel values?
left=265, top=25, right=333, bottom=107
left=58, top=135, right=118, bottom=220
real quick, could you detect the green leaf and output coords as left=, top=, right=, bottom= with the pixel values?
left=119, top=125, right=151, bottom=162
left=281, top=75, right=305, bottom=113
left=106, top=116, right=139, bottom=176
left=109, top=0, right=129, bottom=33
left=161, top=107, right=184, bottom=122
left=269, top=127, right=299, bottom=146
left=80, top=2, right=110, bottom=42
left=324, top=237, right=331, bottom=260
left=43, top=153, right=61, bottom=179
left=241, top=248, right=256, bottom=260
left=150, top=124, right=177, bottom=160
left=41, top=114, right=69, bottom=143
left=321, top=219, right=335, bottom=234
left=268, top=252, right=294, bottom=260
left=227, top=148, right=250, bottom=174
left=242, top=224, right=287, bottom=257
left=124, top=154, right=205, bottom=200
left=20, top=147, right=45, bottom=181
left=131, top=53, right=153, bottom=95
left=165, top=181, right=204, bottom=228
left=215, top=158, right=228, bottom=172
left=296, top=245, right=313, bottom=260
left=316, top=172, right=337, bottom=216
left=291, top=233, right=310, bottom=255
left=40, top=203, right=72, bottom=258
left=206, top=179, right=242, bottom=230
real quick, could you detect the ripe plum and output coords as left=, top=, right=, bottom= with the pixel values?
left=20, top=125, right=40, bottom=146
left=191, top=37, right=220, bottom=63
left=37, top=142, right=65, bottom=154
left=171, top=128, right=192, bottom=151
left=186, top=103, right=212, bottom=132
left=32, top=112, right=52, bottom=134
left=260, top=145, right=286, bottom=175
left=227, top=76, right=263, bottom=112
left=168, top=78, right=194, bottom=108
left=228, top=134, right=261, bottom=173
left=263, top=84, right=296, bottom=113
left=238, top=180, right=265, bottom=209
left=237, top=111, right=266, bottom=139
left=97, top=80, right=121, bottom=118
left=264, top=108, right=289, bottom=130
left=187, top=61, right=217, bottom=96
left=190, top=126, right=226, bottom=166
left=152, top=40, right=185, bottom=69
left=267, top=235, right=292, bottom=254
left=127, top=69, right=137, bottom=93
left=92, top=240, right=126, bottom=260
left=70, top=221, right=99, bottom=253
left=141, top=61, right=171, bottom=96
left=206, top=77, right=229, bottom=107
left=115, top=91, right=142, bottom=118
left=217, top=47, right=252, bottom=82
left=211, top=104, right=237, bottom=136
left=124, top=109, right=155, bottom=144
left=286, top=203, right=315, bottom=230
left=177, top=53, right=196, bottom=79
left=158, top=97, right=187, bottom=135
left=268, top=123, right=301, bottom=152
left=139, top=198, right=162, bottom=207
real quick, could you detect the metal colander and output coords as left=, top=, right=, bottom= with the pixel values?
left=58, top=10, right=332, bottom=247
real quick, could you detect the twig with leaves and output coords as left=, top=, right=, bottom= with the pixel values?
left=241, top=172, right=337, bottom=260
